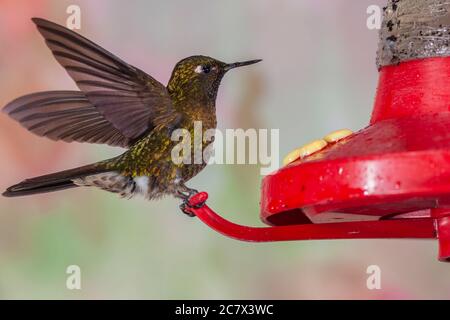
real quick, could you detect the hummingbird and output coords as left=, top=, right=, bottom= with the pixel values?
left=2, top=18, right=261, bottom=215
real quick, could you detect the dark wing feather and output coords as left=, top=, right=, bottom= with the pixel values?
left=31, top=18, right=174, bottom=140
left=3, top=91, right=131, bottom=147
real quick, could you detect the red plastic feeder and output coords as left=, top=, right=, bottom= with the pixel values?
left=185, top=56, right=450, bottom=262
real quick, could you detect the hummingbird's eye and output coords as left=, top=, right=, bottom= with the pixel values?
left=202, top=65, right=211, bottom=74
left=194, top=64, right=213, bottom=74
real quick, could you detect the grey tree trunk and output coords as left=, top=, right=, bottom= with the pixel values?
left=377, top=0, right=450, bottom=68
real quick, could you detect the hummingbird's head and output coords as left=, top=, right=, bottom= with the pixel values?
left=168, top=55, right=261, bottom=103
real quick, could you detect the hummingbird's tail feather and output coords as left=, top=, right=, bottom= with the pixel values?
left=2, top=163, right=110, bottom=197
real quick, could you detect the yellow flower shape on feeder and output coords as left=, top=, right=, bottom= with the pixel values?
left=283, top=139, right=328, bottom=166
left=283, top=129, right=353, bottom=166
left=324, top=129, right=353, bottom=143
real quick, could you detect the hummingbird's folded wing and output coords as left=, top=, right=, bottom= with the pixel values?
left=3, top=91, right=131, bottom=148
left=30, top=18, right=175, bottom=143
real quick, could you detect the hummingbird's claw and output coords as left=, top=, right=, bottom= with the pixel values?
left=178, top=190, right=208, bottom=217
left=180, top=202, right=196, bottom=217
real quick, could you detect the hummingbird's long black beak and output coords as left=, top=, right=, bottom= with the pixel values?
left=224, top=59, right=262, bottom=71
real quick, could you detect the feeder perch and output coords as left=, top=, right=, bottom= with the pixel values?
left=184, top=0, right=450, bottom=262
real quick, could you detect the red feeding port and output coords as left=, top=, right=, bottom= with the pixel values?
left=186, top=56, right=450, bottom=262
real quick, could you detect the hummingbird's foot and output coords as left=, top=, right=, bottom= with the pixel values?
left=176, top=187, right=206, bottom=217
left=180, top=202, right=196, bottom=217
left=176, top=186, right=198, bottom=217
left=175, top=188, right=199, bottom=201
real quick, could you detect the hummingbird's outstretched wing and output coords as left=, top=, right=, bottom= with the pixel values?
left=3, top=91, right=132, bottom=147
left=28, top=17, right=175, bottom=145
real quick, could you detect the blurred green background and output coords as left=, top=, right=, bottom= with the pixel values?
left=1, top=0, right=450, bottom=299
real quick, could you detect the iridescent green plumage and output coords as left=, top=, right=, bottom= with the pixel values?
left=101, top=56, right=225, bottom=199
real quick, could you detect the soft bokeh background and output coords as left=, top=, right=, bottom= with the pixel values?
left=1, top=0, right=449, bottom=299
